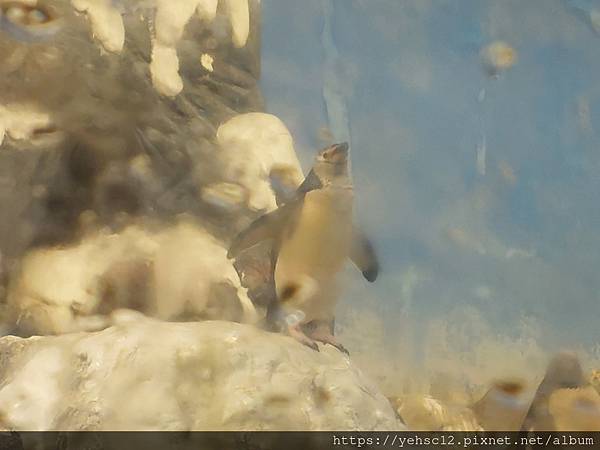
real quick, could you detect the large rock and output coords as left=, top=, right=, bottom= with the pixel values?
left=0, top=0, right=263, bottom=280
left=216, top=112, right=304, bottom=212
left=0, top=318, right=403, bottom=431
left=6, top=219, right=257, bottom=336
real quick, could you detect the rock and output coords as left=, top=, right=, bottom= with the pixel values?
left=216, top=112, right=304, bottom=212
left=521, top=352, right=588, bottom=431
left=222, top=0, right=250, bottom=48
left=548, top=386, right=600, bottom=431
left=592, top=369, right=600, bottom=394
left=150, top=220, right=257, bottom=323
left=6, top=219, right=257, bottom=336
left=71, top=0, right=125, bottom=54
left=6, top=226, right=151, bottom=335
left=0, top=318, right=403, bottom=431
left=149, top=0, right=251, bottom=96
left=0, top=0, right=263, bottom=263
left=0, top=103, right=55, bottom=145
left=472, top=379, right=532, bottom=431
left=200, top=181, right=246, bottom=213
left=395, top=394, right=481, bottom=431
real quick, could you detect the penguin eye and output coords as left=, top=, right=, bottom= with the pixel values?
left=322, top=152, right=330, bottom=160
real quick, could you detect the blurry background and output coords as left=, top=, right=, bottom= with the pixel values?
left=261, top=0, right=600, bottom=391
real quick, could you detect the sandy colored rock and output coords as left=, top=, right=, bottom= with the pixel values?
left=0, top=103, right=54, bottom=145
left=549, top=386, right=600, bottom=431
left=216, top=113, right=304, bottom=212
left=591, top=369, right=600, bottom=394
left=472, top=379, right=533, bottom=431
left=521, top=352, right=588, bottom=431
left=395, top=394, right=481, bottom=431
left=6, top=220, right=256, bottom=336
left=0, top=319, right=403, bottom=431
left=71, top=0, right=125, bottom=54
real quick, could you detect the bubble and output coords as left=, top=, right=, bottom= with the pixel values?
left=481, top=41, right=517, bottom=76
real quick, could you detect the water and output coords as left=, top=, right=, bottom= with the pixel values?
left=0, top=0, right=599, bottom=432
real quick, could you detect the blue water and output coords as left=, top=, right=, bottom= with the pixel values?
left=261, top=0, right=600, bottom=355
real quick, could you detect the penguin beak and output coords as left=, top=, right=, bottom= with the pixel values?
left=332, top=142, right=349, bottom=156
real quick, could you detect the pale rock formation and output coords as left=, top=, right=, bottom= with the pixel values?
left=521, top=351, right=587, bottom=431
left=149, top=42, right=183, bottom=97
left=472, top=379, right=532, bottom=431
left=149, top=0, right=250, bottom=96
left=222, top=0, right=249, bottom=48
left=549, top=386, right=600, bottom=431
left=151, top=220, right=257, bottom=323
left=71, top=0, right=125, bottom=54
left=216, top=113, right=304, bottom=212
left=1, top=0, right=254, bottom=98
left=0, top=319, right=404, bottom=431
left=0, top=103, right=54, bottom=146
left=0, top=0, right=262, bottom=262
left=471, top=354, right=600, bottom=431
left=394, top=394, right=481, bottom=431
left=200, top=53, right=215, bottom=72
left=200, top=181, right=246, bottom=212
left=6, top=219, right=257, bottom=336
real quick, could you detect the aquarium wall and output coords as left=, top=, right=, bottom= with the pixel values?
left=0, top=0, right=598, bottom=433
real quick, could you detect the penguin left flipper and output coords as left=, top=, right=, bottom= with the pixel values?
left=349, top=226, right=379, bottom=282
left=228, top=201, right=300, bottom=259
left=229, top=168, right=325, bottom=259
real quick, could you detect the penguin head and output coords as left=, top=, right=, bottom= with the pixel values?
left=313, top=142, right=350, bottom=184
left=316, top=142, right=349, bottom=164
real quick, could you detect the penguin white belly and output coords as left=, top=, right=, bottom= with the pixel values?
left=274, top=188, right=353, bottom=322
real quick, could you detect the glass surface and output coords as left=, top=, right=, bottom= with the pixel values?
left=0, top=0, right=598, bottom=433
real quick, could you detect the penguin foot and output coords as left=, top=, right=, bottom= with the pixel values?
left=332, top=342, right=350, bottom=356
left=288, top=324, right=320, bottom=352
left=323, top=340, right=349, bottom=355
left=306, top=323, right=349, bottom=355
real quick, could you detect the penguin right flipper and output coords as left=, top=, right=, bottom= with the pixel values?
left=228, top=201, right=299, bottom=259
left=349, top=226, right=379, bottom=282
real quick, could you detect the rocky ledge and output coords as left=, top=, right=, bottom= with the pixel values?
left=0, top=317, right=404, bottom=431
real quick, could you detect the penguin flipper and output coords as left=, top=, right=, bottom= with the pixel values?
left=349, top=226, right=379, bottom=282
left=228, top=202, right=299, bottom=259
left=297, top=169, right=323, bottom=194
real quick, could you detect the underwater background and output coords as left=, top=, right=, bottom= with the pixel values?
left=0, top=0, right=599, bottom=433
left=262, top=0, right=600, bottom=393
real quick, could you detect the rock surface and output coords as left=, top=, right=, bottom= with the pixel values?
left=472, top=380, right=532, bottom=431
left=6, top=219, right=257, bottom=336
left=394, top=394, right=481, bottom=431
left=0, top=318, right=404, bottom=431
left=0, top=0, right=263, bottom=301
left=216, top=112, right=304, bottom=212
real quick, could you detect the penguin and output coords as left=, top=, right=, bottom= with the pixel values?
left=228, top=142, right=379, bottom=353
